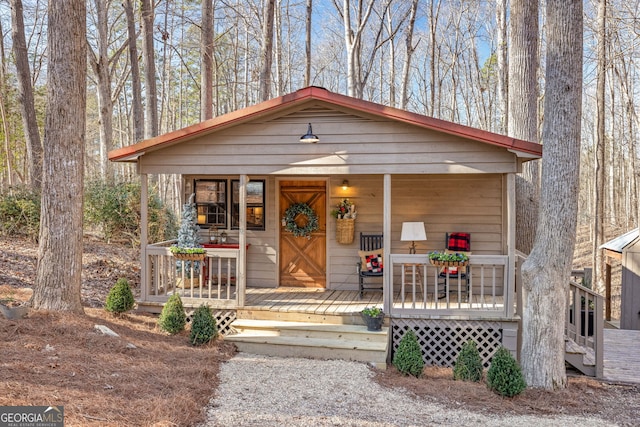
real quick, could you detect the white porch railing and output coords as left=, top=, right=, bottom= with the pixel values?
left=144, top=241, right=240, bottom=308
left=387, top=254, right=512, bottom=318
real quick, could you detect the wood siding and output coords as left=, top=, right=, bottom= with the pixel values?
left=140, top=105, right=520, bottom=175
left=328, top=174, right=504, bottom=291
left=183, top=174, right=504, bottom=292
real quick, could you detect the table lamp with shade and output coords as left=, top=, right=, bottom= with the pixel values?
left=400, top=222, right=427, bottom=254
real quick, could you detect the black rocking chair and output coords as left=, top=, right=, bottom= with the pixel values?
left=357, top=233, right=384, bottom=299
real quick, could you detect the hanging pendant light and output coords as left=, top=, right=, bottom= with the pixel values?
left=299, top=123, right=319, bottom=143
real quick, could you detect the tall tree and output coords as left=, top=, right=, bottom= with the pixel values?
left=495, top=0, right=507, bottom=134
left=399, top=0, right=418, bottom=110
left=521, top=0, right=583, bottom=390
left=510, top=0, right=539, bottom=255
left=304, top=0, right=312, bottom=87
left=259, top=0, right=276, bottom=101
left=201, top=0, right=214, bottom=120
left=10, top=0, right=42, bottom=190
left=140, top=0, right=158, bottom=138
left=88, top=0, right=116, bottom=181
left=334, top=0, right=377, bottom=98
left=592, top=0, right=607, bottom=295
left=32, top=0, right=86, bottom=313
left=123, top=0, right=144, bottom=143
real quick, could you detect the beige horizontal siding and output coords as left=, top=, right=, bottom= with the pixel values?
left=142, top=107, right=519, bottom=175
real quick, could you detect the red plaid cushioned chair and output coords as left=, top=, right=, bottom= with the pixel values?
left=438, top=232, right=471, bottom=300
left=357, top=233, right=384, bottom=299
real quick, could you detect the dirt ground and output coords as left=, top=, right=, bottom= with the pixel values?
left=1, top=235, right=639, bottom=426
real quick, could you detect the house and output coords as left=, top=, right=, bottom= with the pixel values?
left=109, top=86, right=543, bottom=368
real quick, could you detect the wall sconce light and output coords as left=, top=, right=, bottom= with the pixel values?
left=341, top=180, right=349, bottom=190
left=299, top=123, right=319, bottom=143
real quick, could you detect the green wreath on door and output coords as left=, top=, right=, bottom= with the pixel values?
left=282, top=203, right=319, bottom=238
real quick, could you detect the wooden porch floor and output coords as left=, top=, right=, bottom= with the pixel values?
left=603, top=329, right=640, bottom=384
left=241, top=287, right=504, bottom=315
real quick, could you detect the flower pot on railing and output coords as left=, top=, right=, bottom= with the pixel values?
left=172, top=252, right=206, bottom=262
left=169, top=246, right=206, bottom=262
left=429, top=259, right=469, bottom=268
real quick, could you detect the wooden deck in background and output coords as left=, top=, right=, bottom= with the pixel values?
left=603, top=329, right=640, bottom=384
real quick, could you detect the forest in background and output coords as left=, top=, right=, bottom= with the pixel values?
left=0, top=0, right=637, bottom=231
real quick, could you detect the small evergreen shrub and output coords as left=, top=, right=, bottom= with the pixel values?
left=453, top=340, right=483, bottom=382
left=84, top=180, right=177, bottom=246
left=0, top=187, right=41, bottom=240
left=158, top=294, right=186, bottom=334
left=392, top=329, right=425, bottom=377
left=189, top=304, right=217, bottom=346
left=486, top=347, right=527, bottom=397
left=104, top=278, right=135, bottom=314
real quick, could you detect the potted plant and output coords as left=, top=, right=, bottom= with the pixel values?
left=361, top=306, right=384, bottom=331
left=428, top=251, right=469, bottom=267
left=169, top=246, right=206, bottom=261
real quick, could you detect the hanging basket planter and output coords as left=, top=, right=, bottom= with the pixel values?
left=173, top=253, right=206, bottom=262
left=429, top=259, right=468, bottom=268
left=336, top=218, right=355, bottom=244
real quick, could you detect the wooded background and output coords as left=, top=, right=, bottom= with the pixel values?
left=0, top=0, right=636, bottom=244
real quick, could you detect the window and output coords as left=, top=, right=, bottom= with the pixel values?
left=232, top=180, right=265, bottom=230
left=195, top=180, right=227, bottom=228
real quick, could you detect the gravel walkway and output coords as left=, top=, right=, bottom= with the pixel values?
left=201, top=353, right=616, bottom=427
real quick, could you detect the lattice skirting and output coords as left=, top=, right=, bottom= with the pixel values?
left=391, top=318, right=517, bottom=368
left=184, top=309, right=237, bottom=336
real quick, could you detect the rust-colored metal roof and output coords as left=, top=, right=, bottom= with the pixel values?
left=108, top=86, right=542, bottom=162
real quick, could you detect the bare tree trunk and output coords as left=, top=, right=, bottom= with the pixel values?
left=32, top=0, right=86, bottom=313
left=399, top=0, right=418, bottom=110
left=88, top=0, right=114, bottom=182
left=496, top=0, right=508, bottom=134
left=10, top=0, right=42, bottom=190
left=593, top=0, right=607, bottom=295
left=305, top=0, right=312, bottom=87
left=0, top=20, right=13, bottom=187
left=141, top=0, right=158, bottom=138
left=124, top=0, right=144, bottom=143
left=521, top=0, right=583, bottom=390
left=259, top=0, right=275, bottom=101
left=510, top=0, right=539, bottom=255
left=201, top=0, right=214, bottom=120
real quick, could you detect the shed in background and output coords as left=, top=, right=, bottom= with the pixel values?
left=601, top=228, right=640, bottom=330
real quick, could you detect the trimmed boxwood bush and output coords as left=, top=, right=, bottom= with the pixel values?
left=158, top=294, right=186, bottom=334
left=189, top=304, right=217, bottom=346
left=453, top=340, right=483, bottom=382
left=0, top=188, right=41, bottom=240
left=392, top=329, right=424, bottom=377
left=487, top=347, right=527, bottom=397
left=105, top=278, right=135, bottom=314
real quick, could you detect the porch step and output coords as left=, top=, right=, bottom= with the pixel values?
left=225, top=319, right=389, bottom=369
left=565, top=337, right=596, bottom=377
left=236, top=308, right=383, bottom=326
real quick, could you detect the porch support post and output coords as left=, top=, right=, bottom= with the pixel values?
left=505, top=173, right=516, bottom=319
left=140, top=169, right=149, bottom=302
left=238, top=174, right=248, bottom=307
left=383, top=174, right=392, bottom=314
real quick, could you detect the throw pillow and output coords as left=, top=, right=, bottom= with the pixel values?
left=365, top=254, right=383, bottom=273
left=358, top=248, right=384, bottom=272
